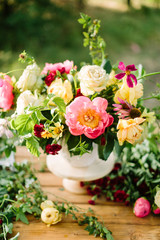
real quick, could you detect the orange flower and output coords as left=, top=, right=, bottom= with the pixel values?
left=117, top=118, right=145, bottom=145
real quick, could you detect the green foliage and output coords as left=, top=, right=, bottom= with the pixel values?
left=11, top=114, right=35, bottom=135
left=0, top=162, right=47, bottom=239
left=51, top=96, right=66, bottom=113
left=26, top=136, right=40, bottom=157
left=78, top=13, right=106, bottom=65
left=18, top=50, right=35, bottom=65
left=53, top=200, right=113, bottom=240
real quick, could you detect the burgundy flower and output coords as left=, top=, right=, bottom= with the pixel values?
left=115, top=62, right=137, bottom=88
left=45, top=144, right=62, bottom=155
left=80, top=182, right=85, bottom=187
left=0, top=219, right=3, bottom=225
left=114, top=190, right=128, bottom=202
left=100, top=136, right=106, bottom=146
left=88, top=200, right=95, bottom=205
left=106, top=197, right=111, bottom=201
left=45, top=72, right=56, bottom=86
left=75, top=88, right=83, bottom=98
left=125, top=200, right=130, bottom=206
left=34, top=124, right=44, bottom=138
left=94, top=178, right=104, bottom=186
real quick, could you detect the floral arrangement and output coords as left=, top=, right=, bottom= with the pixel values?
left=82, top=127, right=160, bottom=218
left=1, top=13, right=160, bottom=161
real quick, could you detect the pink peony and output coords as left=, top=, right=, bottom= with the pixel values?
left=134, top=197, right=151, bottom=218
left=0, top=75, right=14, bottom=111
left=41, top=60, right=73, bottom=75
left=153, top=208, right=160, bottom=215
left=65, top=96, right=114, bottom=139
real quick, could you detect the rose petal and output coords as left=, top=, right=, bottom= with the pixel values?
left=118, top=62, right=126, bottom=71
left=115, top=73, right=126, bottom=80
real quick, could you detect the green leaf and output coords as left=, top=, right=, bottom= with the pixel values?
left=31, top=112, right=39, bottom=124
left=26, top=136, right=40, bottom=157
left=78, top=18, right=86, bottom=24
left=12, top=114, right=34, bottom=135
left=103, top=135, right=115, bottom=160
left=103, top=59, right=112, bottom=74
left=52, top=96, right=66, bottom=113
left=36, top=110, right=47, bottom=121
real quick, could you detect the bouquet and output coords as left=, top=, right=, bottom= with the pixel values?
left=1, top=13, right=159, bottom=160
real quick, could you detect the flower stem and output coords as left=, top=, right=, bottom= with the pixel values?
left=137, top=71, right=160, bottom=80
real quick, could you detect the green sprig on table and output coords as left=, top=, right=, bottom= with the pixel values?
left=0, top=162, right=113, bottom=240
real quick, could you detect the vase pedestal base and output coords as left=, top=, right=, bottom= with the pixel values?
left=62, top=179, right=86, bottom=194
left=47, top=152, right=115, bottom=194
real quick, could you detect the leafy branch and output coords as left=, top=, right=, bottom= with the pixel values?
left=78, top=13, right=106, bottom=65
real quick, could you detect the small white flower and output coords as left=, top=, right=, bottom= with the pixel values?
left=16, top=63, right=43, bottom=92
left=78, top=65, right=109, bottom=96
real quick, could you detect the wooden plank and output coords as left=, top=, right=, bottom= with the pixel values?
left=11, top=221, right=160, bottom=240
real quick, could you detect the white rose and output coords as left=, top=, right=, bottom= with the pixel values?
left=47, top=78, right=73, bottom=104
left=16, top=90, right=44, bottom=115
left=78, top=65, right=109, bottom=96
left=16, top=63, right=42, bottom=91
left=155, top=190, right=160, bottom=208
left=41, top=208, right=62, bottom=226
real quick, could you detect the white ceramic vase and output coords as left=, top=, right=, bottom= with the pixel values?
left=46, top=143, right=115, bottom=194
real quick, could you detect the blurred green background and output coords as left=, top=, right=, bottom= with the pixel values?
left=0, top=0, right=160, bottom=100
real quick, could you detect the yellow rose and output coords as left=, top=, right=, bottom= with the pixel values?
left=41, top=200, right=54, bottom=210
left=114, top=79, right=143, bottom=105
left=41, top=207, right=62, bottom=226
left=117, top=117, right=145, bottom=145
left=155, top=190, right=160, bottom=208
left=78, top=65, right=109, bottom=96
left=47, top=78, right=73, bottom=104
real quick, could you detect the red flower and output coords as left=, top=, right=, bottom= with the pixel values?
left=45, top=72, right=56, bottom=86
left=0, top=219, right=3, bottom=225
left=75, top=88, right=83, bottom=98
left=34, top=124, right=44, bottom=138
left=100, top=136, right=106, bottom=146
left=80, top=182, right=85, bottom=187
left=88, top=200, right=95, bottom=205
left=114, top=190, right=128, bottom=202
left=45, top=144, right=62, bottom=155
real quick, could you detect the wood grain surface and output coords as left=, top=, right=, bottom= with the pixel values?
left=12, top=147, right=160, bottom=240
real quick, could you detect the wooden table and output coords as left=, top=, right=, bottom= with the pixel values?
left=12, top=147, right=160, bottom=240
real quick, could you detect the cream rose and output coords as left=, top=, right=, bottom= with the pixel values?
left=16, top=63, right=43, bottom=91
left=155, top=190, right=160, bottom=208
left=41, top=208, right=62, bottom=226
left=114, top=79, right=143, bottom=106
left=47, top=78, right=73, bottom=104
left=117, top=117, right=145, bottom=145
left=78, top=65, right=109, bottom=96
left=16, top=90, right=44, bottom=115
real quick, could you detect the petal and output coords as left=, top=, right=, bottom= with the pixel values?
left=118, top=62, right=126, bottom=71
left=126, top=75, right=134, bottom=88
left=115, top=73, right=126, bottom=80
left=92, top=97, right=108, bottom=111
left=126, top=64, right=137, bottom=71
left=130, top=74, right=137, bottom=85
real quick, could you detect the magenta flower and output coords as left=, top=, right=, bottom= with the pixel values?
left=134, top=197, right=151, bottom=218
left=65, top=96, right=114, bottom=139
left=153, top=207, right=160, bottom=215
left=115, top=62, right=137, bottom=88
